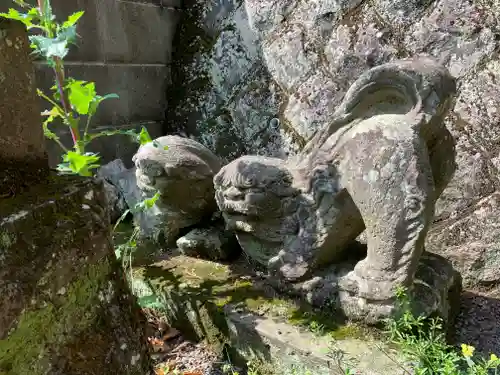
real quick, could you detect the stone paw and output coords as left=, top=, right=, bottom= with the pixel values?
left=268, top=250, right=310, bottom=281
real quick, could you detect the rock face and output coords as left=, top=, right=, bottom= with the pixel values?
left=166, top=0, right=290, bottom=161
left=133, top=135, right=222, bottom=243
left=214, top=58, right=461, bottom=324
left=243, top=0, right=500, bottom=219
left=244, top=0, right=500, bottom=294
left=427, top=192, right=500, bottom=288
left=0, top=176, right=150, bottom=375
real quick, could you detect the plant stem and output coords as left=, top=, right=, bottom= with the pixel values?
left=37, top=0, right=80, bottom=150
left=53, top=58, right=79, bottom=146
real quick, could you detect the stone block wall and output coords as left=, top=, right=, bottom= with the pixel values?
left=0, top=0, right=179, bottom=167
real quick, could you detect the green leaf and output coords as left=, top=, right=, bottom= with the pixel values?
left=0, top=8, right=35, bottom=28
left=113, top=208, right=131, bottom=232
left=28, top=24, right=77, bottom=59
left=138, top=127, right=153, bottom=145
left=62, top=11, right=84, bottom=28
left=144, top=192, right=160, bottom=209
left=85, top=129, right=123, bottom=142
left=42, top=122, right=59, bottom=141
left=41, top=107, right=63, bottom=140
left=67, top=79, right=96, bottom=115
left=29, top=34, right=68, bottom=58
left=57, top=25, right=78, bottom=46
left=133, top=192, right=160, bottom=213
left=27, top=7, right=40, bottom=18
left=41, top=106, right=63, bottom=123
left=88, top=93, right=119, bottom=117
left=114, top=244, right=124, bottom=259
left=60, top=151, right=100, bottom=176
left=42, top=0, right=54, bottom=22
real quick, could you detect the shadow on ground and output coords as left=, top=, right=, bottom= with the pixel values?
left=452, top=291, right=500, bottom=355
left=130, top=244, right=358, bottom=372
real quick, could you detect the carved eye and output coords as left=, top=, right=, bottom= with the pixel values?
left=139, top=160, right=164, bottom=177
left=224, top=187, right=245, bottom=200
left=244, top=177, right=257, bottom=187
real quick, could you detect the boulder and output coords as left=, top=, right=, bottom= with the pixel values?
left=176, top=216, right=241, bottom=261
left=0, top=176, right=150, bottom=375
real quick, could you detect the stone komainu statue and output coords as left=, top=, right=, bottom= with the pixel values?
left=133, top=135, right=222, bottom=243
left=214, top=58, right=460, bottom=323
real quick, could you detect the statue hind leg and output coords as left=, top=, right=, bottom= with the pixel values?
left=337, top=126, right=437, bottom=310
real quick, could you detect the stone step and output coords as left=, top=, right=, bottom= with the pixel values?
left=130, top=252, right=410, bottom=375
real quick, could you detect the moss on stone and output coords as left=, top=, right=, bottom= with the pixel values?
left=0, top=260, right=111, bottom=374
left=0, top=230, right=14, bottom=248
left=132, top=254, right=374, bottom=347
left=165, top=0, right=219, bottom=136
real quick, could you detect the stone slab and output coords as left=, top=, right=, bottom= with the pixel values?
left=0, top=176, right=150, bottom=374
left=35, top=62, right=168, bottom=127
left=0, top=0, right=178, bottom=64
left=130, top=252, right=408, bottom=374
left=225, top=308, right=404, bottom=375
left=0, top=19, right=48, bottom=196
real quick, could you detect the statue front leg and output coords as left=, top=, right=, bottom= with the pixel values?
left=338, top=126, right=436, bottom=303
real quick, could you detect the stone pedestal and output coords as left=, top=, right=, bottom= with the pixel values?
left=0, top=176, right=151, bottom=375
left=0, top=19, right=48, bottom=197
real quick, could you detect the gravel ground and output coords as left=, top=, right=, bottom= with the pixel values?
left=144, top=309, right=244, bottom=375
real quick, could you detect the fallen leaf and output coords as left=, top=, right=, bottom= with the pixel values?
left=163, top=327, right=181, bottom=341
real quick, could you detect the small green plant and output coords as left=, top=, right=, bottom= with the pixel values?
left=113, top=192, right=161, bottom=291
left=1, top=0, right=167, bottom=280
left=222, top=362, right=241, bottom=375
left=308, top=319, right=326, bottom=336
left=0, top=0, right=155, bottom=176
left=386, top=286, right=500, bottom=375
